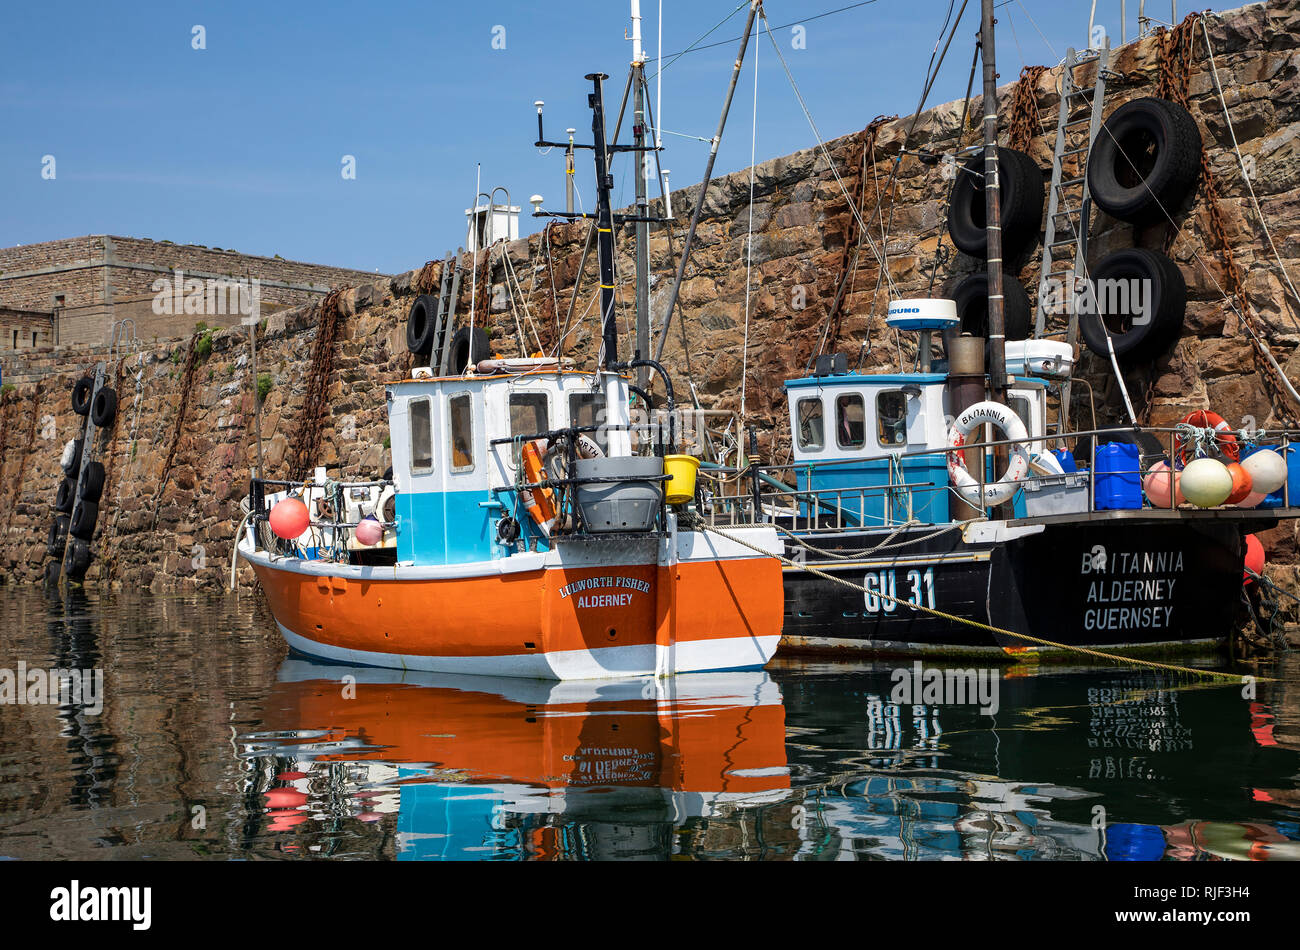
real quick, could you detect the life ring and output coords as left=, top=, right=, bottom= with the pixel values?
left=946, top=401, right=1031, bottom=507
left=1176, top=410, right=1239, bottom=463
left=521, top=439, right=557, bottom=533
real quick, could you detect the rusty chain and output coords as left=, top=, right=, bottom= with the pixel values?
left=1156, top=12, right=1298, bottom=427
left=825, top=115, right=894, bottom=355
left=1006, top=65, right=1048, bottom=153
left=151, top=334, right=201, bottom=527
left=289, top=288, right=345, bottom=479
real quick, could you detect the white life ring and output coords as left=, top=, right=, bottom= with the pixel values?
left=946, top=401, right=1031, bottom=507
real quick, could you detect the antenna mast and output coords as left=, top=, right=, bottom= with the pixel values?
left=980, top=0, right=1007, bottom=400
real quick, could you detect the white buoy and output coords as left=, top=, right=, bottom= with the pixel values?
left=1181, top=457, right=1233, bottom=508
left=1242, top=449, right=1288, bottom=495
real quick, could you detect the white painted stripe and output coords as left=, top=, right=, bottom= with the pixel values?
left=277, top=621, right=779, bottom=680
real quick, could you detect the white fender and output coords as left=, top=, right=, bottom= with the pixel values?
left=946, top=401, right=1032, bottom=508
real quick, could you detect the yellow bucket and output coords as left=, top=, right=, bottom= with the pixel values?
left=663, top=454, right=701, bottom=505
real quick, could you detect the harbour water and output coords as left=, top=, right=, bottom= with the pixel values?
left=1, top=586, right=1297, bottom=861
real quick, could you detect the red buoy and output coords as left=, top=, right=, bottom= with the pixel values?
left=269, top=497, right=310, bottom=539
left=1244, top=533, right=1265, bottom=584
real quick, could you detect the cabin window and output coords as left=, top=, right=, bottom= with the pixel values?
left=796, top=397, right=824, bottom=451
left=836, top=394, right=865, bottom=449
left=876, top=391, right=908, bottom=447
left=568, top=392, right=608, bottom=454
left=510, top=392, right=549, bottom=439
left=409, top=398, right=433, bottom=474
left=449, top=393, right=474, bottom=472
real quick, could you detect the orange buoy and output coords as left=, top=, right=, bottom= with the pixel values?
left=1244, top=534, right=1265, bottom=584
left=1225, top=462, right=1254, bottom=505
left=269, top=497, right=311, bottom=539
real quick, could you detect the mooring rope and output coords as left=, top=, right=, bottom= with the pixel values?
left=701, top=522, right=1265, bottom=681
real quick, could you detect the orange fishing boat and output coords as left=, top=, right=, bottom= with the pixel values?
left=236, top=360, right=783, bottom=678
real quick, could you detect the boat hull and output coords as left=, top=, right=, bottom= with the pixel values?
left=779, top=515, right=1251, bottom=658
left=244, top=529, right=784, bottom=679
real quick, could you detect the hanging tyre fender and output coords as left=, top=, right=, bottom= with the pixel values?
left=79, top=461, right=106, bottom=502
left=406, top=294, right=439, bottom=357
left=450, top=326, right=491, bottom=375
left=946, top=147, right=1045, bottom=259
left=55, top=477, right=76, bottom=513
left=1079, top=248, right=1185, bottom=363
left=1087, top=97, right=1202, bottom=225
left=71, top=376, right=94, bottom=416
left=70, top=500, right=98, bottom=541
left=941, top=272, right=1032, bottom=362
left=47, top=515, right=70, bottom=558
left=945, top=401, right=1032, bottom=508
left=65, top=539, right=93, bottom=580
left=91, top=387, right=117, bottom=428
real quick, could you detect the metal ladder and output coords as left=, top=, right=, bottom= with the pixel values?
left=1034, top=39, right=1113, bottom=343
left=433, top=248, right=465, bottom=375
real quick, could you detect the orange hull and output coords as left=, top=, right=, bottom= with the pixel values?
left=247, top=532, right=784, bottom=678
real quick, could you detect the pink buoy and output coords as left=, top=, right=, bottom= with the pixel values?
left=1244, top=534, right=1265, bottom=584
left=1143, top=460, right=1184, bottom=508
left=355, top=515, right=384, bottom=546
left=1239, top=490, right=1268, bottom=509
left=269, top=497, right=310, bottom=539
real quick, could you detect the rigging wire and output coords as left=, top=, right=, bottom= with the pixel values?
left=741, top=19, right=759, bottom=424
left=757, top=9, right=895, bottom=296
left=650, top=0, right=882, bottom=74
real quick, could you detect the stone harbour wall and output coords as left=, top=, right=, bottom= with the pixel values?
left=3, top=0, right=1300, bottom=593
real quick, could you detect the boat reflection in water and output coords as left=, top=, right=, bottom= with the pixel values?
left=242, top=661, right=797, bottom=860
left=238, top=656, right=1300, bottom=860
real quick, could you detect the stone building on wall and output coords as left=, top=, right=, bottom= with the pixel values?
left=0, top=235, right=389, bottom=349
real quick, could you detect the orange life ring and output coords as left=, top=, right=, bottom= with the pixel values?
left=521, top=440, right=557, bottom=530
left=1176, top=410, right=1239, bottom=463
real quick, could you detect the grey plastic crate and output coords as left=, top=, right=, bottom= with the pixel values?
left=1022, top=472, right=1091, bottom=517
left=574, top=456, right=663, bottom=532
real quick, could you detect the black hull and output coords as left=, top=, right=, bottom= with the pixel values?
left=780, top=515, right=1256, bottom=658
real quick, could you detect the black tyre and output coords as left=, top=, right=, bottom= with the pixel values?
left=79, top=461, right=105, bottom=502
left=43, top=560, right=62, bottom=585
left=947, top=147, right=1045, bottom=259
left=91, top=387, right=117, bottom=428
left=942, top=272, right=1032, bottom=365
left=47, top=515, right=70, bottom=558
left=1079, top=248, right=1185, bottom=363
left=406, top=295, right=439, bottom=356
left=65, top=539, right=93, bottom=581
left=1087, top=97, right=1202, bottom=225
left=71, top=376, right=94, bottom=416
left=450, top=326, right=490, bottom=375
left=69, top=500, right=98, bottom=541
left=55, top=477, right=76, bottom=513
left=61, top=439, right=82, bottom=477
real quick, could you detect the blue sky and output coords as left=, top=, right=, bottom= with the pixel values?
left=0, top=0, right=1244, bottom=275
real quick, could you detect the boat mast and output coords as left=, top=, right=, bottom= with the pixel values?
left=532, top=71, right=666, bottom=371
left=631, top=1, right=651, bottom=392
left=979, top=0, right=1007, bottom=401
